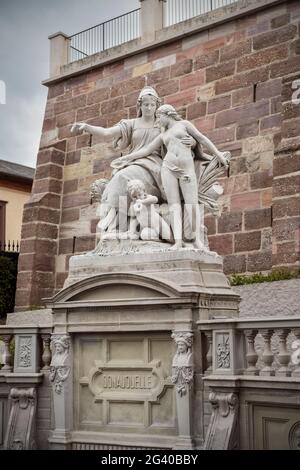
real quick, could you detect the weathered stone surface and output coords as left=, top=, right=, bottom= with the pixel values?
left=244, top=208, right=272, bottom=230
left=218, top=213, right=242, bottom=233
left=234, top=231, right=261, bottom=252
left=247, top=250, right=272, bottom=272
left=234, top=279, right=300, bottom=317
left=223, top=254, right=246, bottom=274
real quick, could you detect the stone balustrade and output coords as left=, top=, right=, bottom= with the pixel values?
left=0, top=327, right=52, bottom=374
left=199, top=317, right=300, bottom=378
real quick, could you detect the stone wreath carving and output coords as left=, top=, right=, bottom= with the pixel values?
left=171, top=332, right=194, bottom=396
left=49, top=335, right=70, bottom=394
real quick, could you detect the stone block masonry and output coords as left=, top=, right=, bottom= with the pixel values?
left=15, top=0, right=300, bottom=310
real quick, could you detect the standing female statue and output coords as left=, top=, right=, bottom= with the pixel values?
left=72, top=86, right=168, bottom=235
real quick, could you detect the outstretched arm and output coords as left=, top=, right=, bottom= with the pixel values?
left=71, top=122, right=121, bottom=141
left=183, top=121, right=229, bottom=166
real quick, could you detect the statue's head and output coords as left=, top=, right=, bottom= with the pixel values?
left=171, top=332, right=193, bottom=354
left=90, top=178, right=108, bottom=202
left=137, top=86, right=161, bottom=118
left=127, top=179, right=145, bottom=199
left=156, top=104, right=182, bottom=127
left=52, top=336, right=69, bottom=354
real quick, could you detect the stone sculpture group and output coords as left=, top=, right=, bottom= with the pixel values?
left=71, top=86, right=230, bottom=252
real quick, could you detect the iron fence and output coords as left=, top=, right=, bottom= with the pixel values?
left=69, top=8, right=141, bottom=63
left=163, top=0, right=238, bottom=27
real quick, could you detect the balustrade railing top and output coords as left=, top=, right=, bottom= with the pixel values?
left=68, top=0, right=239, bottom=62
left=69, top=8, right=141, bottom=63
left=199, top=316, right=300, bottom=378
left=163, top=0, right=238, bottom=27
left=0, top=240, right=19, bottom=253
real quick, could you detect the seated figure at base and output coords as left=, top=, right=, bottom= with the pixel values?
left=127, top=179, right=172, bottom=242
left=112, top=105, right=230, bottom=250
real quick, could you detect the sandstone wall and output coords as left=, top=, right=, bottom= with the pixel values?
left=15, top=0, right=300, bottom=310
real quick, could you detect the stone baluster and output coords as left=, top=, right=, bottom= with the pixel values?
left=276, top=329, right=291, bottom=377
left=204, top=331, right=212, bottom=375
left=244, top=329, right=258, bottom=376
left=291, top=329, right=300, bottom=377
left=1, top=334, right=13, bottom=372
left=260, top=329, right=275, bottom=376
left=41, top=334, right=52, bottom=371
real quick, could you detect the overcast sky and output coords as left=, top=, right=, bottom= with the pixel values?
left=0, top=0, right=139, bottom=168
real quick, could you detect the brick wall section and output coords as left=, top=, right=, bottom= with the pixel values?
left=272, top=70, right=300, bottom=272
left=16, top=0, right=300, bottom=309
left=15, top=146, right=65, bottom=311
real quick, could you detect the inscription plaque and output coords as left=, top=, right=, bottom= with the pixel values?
left=80, top=360, right=171, bottom=402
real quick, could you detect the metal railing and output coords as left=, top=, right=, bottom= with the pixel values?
left=163, top=0, right=238, bottom=27
left=69, top=8, right=141, bottom=63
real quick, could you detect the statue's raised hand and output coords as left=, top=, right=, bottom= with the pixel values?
left=217, top=151, right=231, bottom=168
left=71, top=122, right=88, bottom=134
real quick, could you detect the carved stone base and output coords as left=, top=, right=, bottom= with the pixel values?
left=48, top=431, right=73, bottom=450
left=62, top=248, right=239, bottom=318
left=46, top=247, right=239, bottom=450
left=173, top=437, right=194, bottom=450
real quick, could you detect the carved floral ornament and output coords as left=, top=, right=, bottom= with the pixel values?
left=19, top=337, right=32, bottom=368
left=171, top=332, right=194, bottom=396
left=49, top=335, right=71, bottom=394
left=216, top=333, right=231, bottom=369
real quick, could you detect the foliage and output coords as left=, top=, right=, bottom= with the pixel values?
left=0, top=254, right=18, bottom=318
left=229, top=270, right=300, bottom=286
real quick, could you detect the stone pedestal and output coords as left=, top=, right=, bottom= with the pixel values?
left=46, top=247, right=239, bottom=449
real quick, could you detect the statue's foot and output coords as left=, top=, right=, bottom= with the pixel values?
left=193, top=239, right=206, bottom=250
left=128, top=232, right=139, bottom=240
left=170, top=241, right=183, bottom=250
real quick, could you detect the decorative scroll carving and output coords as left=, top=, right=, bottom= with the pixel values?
left=4, top=388, right=37, bottom=450
left=50, top=335, right=70, bottom=394
left=171, top=332, right=194, bottom=396
left=216, top=333, right=230, bottom=369
left=204, top=391, right=239, bottom=450
left=289, top=421, right=300, bottom=450
left=19, top=337, right=32, bottom=368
